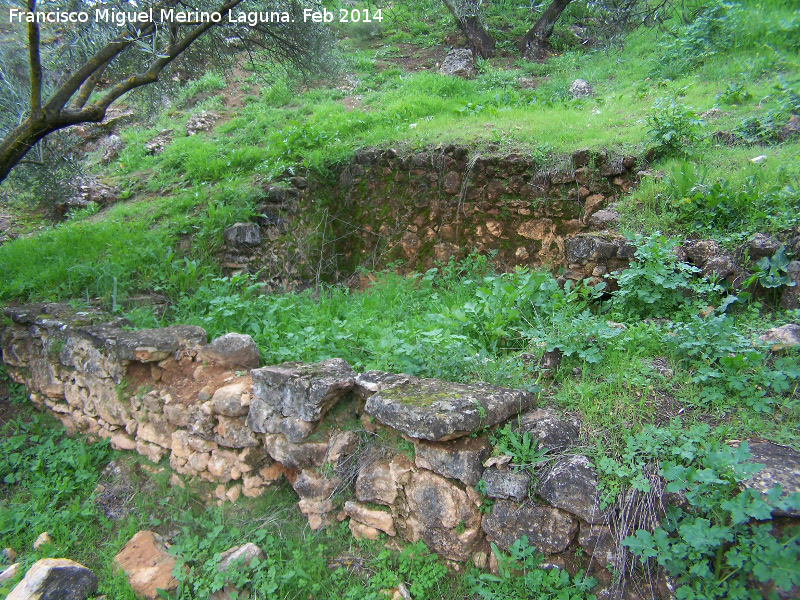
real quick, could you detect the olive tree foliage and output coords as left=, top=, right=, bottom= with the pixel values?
left=0, top=0, right=332, bottom=185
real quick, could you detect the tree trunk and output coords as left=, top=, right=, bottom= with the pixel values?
left=520, top=0, right=574, bottom=60
left=442, top=0, right=495, bottom=59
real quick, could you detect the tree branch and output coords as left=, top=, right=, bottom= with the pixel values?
left=90, top=0, right=245, bottom=115
left=70, top=57, right=113, bottom=110
left=27, top=0, right=42, bottom=114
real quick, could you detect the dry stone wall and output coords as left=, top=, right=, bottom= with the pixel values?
left=324, top=146, right=638, bottom=281
left=3, top=303, right=798, bottom=598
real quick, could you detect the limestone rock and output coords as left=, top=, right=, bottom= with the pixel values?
left=33, top=532, right=52, bottom=550
left=356, top=455, right=414, bottom=506
left=214, top=415, right=259, bottom=448
left=210, top=383, right=251, bottom=417
left=414, top=436, right=490, bottom=487
left=293, top=469, right=340, bottom=500
left=363, top=375, right=535, bottom=441
left=568, top=79, right=593, bottom=98
left=326, top=431, right=359, bottom=466
left=6, top=558, right=97, bottom=600
left=263, top=434, right=327, bottom=469
left=185, top=111, right=217, bottom=136
left=112, top=325, right=206, bottom=363
left=144, top=130, right=172, bottom=155
left=482, top=500, right=578, bottom=554
left=589, top=209, right=620, bottom=228
left=579, top=523, right=617, bottom=568
left=279, top=417, right=316, bottom=444
left=516, top=408, right=580, bottom=453
left=748, top=234, right=781, bottom=261
left=114, top=531, right=178, bottom=600
left=535, top=456, right=607, bottom=524
left=743, top=442, right=800, bottom=517
left=404, top=470, right=482, bottom=561
left=439, top=49, right=476, bottom=78
left=198, top=333, right=260, bottom=369
left=344, top=501, right=396, bottom=536
left=353, top=371, right=409, bottom=400
left=759, top=323, right=800, bottom=351
left=207, top=449, right=240, bottom=481
left=217, top=543, right=265, bottom=572
left=481, top=468, right=530, bottom=502
left=223, top=223, right=262, bottom=249
left=349, top=520, right=380, bottom=540
left=249, top=359, right=354, bottom=439
left=0, top=563, right=20, bottom=585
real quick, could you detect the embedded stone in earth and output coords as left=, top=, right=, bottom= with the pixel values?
left=217, top=543, right=265, bottom=572
left=535, top=455, right=607, bottom=524
left=363, top=374, right=535, bottom=441
left=780, top=262, right=800, bottom=310
left=748, top=233, right=781, bottom=261
left=439, top=48, right=476, bottom=79
left=578, top=523, right=617, bottom=568
left=759, top=323, right=800, bottom=351
left=568, top=79, right=593, bottom=98
left=742, top=442, right=800, bottom=517
left=6, top=558, right=98, bottom=600
left=198, top=333, right=260, bottom=369
left=414, top=436, right=491, bottom=487
left=482, top=500, right=578, bottom=554
left=249, top=358, right=354, bottom=427
left=223, top=222, right=262, bottom=249
left=114, top=531, right=178, bottom=600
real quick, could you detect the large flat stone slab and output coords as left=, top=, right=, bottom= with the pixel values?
left=249, top=359, right=354, bottom=434
left=363, top=375, right=535, bottom=441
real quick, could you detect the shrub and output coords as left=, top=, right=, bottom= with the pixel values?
left=620, top=428, right=800, bottom=599
left=646, top=98, right=705, bottom=158
left=611, top=233, right=721, bottom=318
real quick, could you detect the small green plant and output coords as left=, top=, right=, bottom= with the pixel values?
left=715, top=82, right=752, bottom=106
left=646, top=98, right=705, bottom=158
left=490, top=424, right=548, bottom=469
left=467, top=537, right=596, bottom=600
left=744, top=245, right=796, bottom=290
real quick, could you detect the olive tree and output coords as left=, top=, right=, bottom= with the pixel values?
left=440, top=0, right=495, bottom=59
left=0, top=0, right=331, bottom=184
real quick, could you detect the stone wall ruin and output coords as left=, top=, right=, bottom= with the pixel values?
left=3, top=303, right=799, bottom=599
